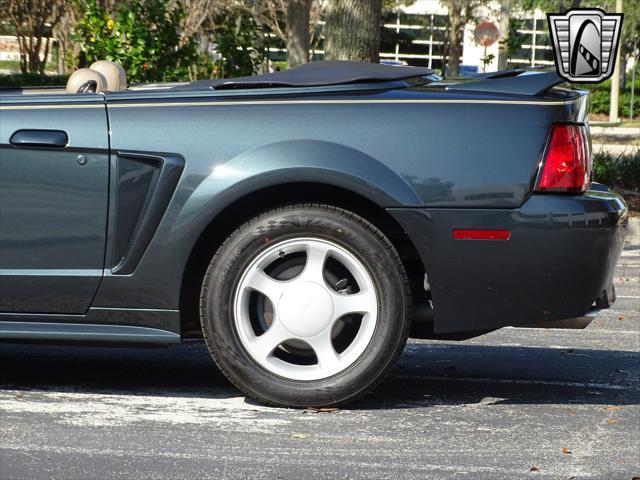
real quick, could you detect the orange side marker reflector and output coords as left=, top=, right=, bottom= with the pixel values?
left=452, top=229, right=511, bottom=241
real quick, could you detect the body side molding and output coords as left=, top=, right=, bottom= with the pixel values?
left=0, top=307, right=181, bottom=334
left=0, top=321, right=180, bottom=344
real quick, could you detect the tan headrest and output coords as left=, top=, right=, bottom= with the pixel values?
left=66, top=68, right=107, bottom=93
left=90, top=60, right=127, bottom=91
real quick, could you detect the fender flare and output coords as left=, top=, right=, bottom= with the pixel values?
left=177, top=139, right=423, bottom=238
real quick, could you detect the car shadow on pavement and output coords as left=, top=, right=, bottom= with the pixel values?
left=362, top=342, right=639, bottom=409
left=0, top=341, right=638, bottom=409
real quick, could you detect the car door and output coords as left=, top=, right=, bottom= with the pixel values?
left=0, top=94, right=109, bottom=314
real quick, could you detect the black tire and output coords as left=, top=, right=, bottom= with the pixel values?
left=199, top=203, right=410, bottom=407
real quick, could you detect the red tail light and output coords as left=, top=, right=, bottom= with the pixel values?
left=535, top=124, right=591, bottom=192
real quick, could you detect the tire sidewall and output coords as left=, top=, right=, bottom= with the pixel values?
left=201, top=206, right=409, bottom=407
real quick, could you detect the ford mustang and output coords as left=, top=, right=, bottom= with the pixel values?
left=0, top=61, right=628, bottom=407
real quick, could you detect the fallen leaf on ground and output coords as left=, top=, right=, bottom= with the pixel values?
left=618, top=315, right=625, bottom=321
left=530, top=466, right=540, bottom=472
left=607, top=418, right=619, bottom=425
left=604, top=405, right=621, bottom=412
left=562, top=448, right=572, bottom=455
left=309, top=407, right=338, bottom=413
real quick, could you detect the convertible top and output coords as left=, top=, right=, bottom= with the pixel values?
left=177, top=61, right=434, bottom=90
left=175, top=62, right=565, bottom=97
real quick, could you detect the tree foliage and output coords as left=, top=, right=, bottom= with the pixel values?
left=52, top=2, right=82, bottom=73
left=439, top=0, right=486, bottom=76
left=619, top=0, right=639, bottom=76
left=501, top=17, right=527, bottom=65
left=74, top=0, right=204, bottom=82
left=209, top=9, right=260, bottom=77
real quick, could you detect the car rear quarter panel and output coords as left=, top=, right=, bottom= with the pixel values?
left=95, top=88, right=589, bottom=332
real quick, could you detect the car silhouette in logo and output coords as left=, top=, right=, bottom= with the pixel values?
left=547, top=8, right=623, bottom=83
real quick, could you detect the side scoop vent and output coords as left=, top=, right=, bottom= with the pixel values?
left=113, top=156, right=160, bottom=267
left=112, top=152, right=185, bottom=274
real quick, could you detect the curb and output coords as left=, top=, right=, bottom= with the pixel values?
left=593, top=144, right=639, bottom=156
left=590, top=126, right=640, bottom=138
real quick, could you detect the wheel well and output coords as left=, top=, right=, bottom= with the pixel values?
left=179, top=182, right=427, bottom=337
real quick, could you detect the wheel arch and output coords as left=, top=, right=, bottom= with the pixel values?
left=178, top=181, right=427, bottom=336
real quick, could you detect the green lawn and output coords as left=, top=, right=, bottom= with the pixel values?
left=0, top=59, right=58, bottom=73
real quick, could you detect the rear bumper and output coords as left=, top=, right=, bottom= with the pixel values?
left=518, top=305, right=602, bottom=330
left=389, top=188, right=628, bottom=333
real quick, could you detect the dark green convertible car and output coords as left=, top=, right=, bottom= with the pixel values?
left=0, top=61, right=628, bottom=407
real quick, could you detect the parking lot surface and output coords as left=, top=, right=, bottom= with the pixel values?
left=1, top=220, right=638, bottom=480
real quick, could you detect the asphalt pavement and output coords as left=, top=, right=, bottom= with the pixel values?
left=1, top=220, right=638, bottom=480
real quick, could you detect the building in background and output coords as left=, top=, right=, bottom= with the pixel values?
left=0, top=4, right=558, bottom=76
left=0, top=36, right=21, bottom=62
left=379, top=0, right=554, bottom=73
left=261, top=1, right=555, bottom=75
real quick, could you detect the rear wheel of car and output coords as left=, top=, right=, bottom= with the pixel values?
left=199, top=204, right=410, bottom=407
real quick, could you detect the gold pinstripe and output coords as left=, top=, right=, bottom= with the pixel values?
left=0, top=97, right=579, bottom=110
left=1, top=104, right=104, bottom=110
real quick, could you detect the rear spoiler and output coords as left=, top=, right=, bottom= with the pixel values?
left=445, top=70, right=566, bottom=96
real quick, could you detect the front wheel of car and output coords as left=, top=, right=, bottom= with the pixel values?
left=200, top=204, right=410, bottom=407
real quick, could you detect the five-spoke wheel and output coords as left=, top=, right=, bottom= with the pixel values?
left=234, top=238, right=378, bottom=380
left=200, top=204, right=410, bottom=407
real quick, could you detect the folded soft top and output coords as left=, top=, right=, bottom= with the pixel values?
left=176, top=61, right=434, bottom=91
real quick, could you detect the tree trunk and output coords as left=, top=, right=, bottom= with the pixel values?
left=5, top=0, right=67, bottom=74
left=609, top=0, right=623, bottom=122
left=98, top=0, right=116, bottom=8
left=324, top=0, right=382, bottom=63
left=619, top=44, right=627, bottom=90
left=18, top=36, right=27, bottom=73
left=446, top=2, right=464, bottom=77
left=287, top=0, right=312, bottom=67
left=497, top=0, right=511, bottom=70
left=40, top=37, right=51, bottom=75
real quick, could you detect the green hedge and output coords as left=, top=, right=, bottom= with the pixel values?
left=589, top=88, right=636, bottom=118
left=577, top=77, right=640, bottom=118
left=0, top=73, right=69, bottom=87
left=593, top=150, right=640, bottom=190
